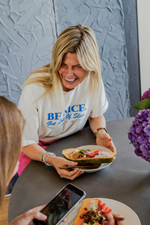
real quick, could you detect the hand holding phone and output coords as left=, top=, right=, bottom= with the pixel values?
left=33, top=183, right=86, bottom=225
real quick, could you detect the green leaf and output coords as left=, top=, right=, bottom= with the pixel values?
left=133, top=98, right=150, bottom=111
left=79, top=149, right=83, bottom=152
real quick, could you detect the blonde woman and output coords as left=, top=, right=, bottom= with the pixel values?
left=18, top=24, right=116, bottom=180
left=0, top=96, right=47, bottom=224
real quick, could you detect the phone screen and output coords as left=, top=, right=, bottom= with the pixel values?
left=33, top=184, right=86, bottom=225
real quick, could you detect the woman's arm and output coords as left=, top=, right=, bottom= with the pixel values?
left=22, top=144, right=84, bottom=180
left=89, top=114, right=106, bottom=133
left=89, top=115, right=116, bottom=153
left=22, top=144, right=46, bottom=161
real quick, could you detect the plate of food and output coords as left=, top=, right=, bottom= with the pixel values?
left=62, top=145, right=116, bottom=173
left=60, top=198, right=141, bottom=225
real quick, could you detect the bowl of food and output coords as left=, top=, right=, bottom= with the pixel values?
left=62, top=146, right=116, bottom=170
left=74, top=198, right=112, bottom=225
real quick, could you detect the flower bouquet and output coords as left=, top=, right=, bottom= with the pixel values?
left=128, top=88, right=150, bottom=162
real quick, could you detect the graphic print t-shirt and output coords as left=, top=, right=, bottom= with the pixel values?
left=18, top=74, right=108, bottom=147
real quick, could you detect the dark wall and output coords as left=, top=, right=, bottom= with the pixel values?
left=122, top=0, right=141, bottom=116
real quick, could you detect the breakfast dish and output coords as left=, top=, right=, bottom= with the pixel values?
left=59, top=198, right=141, bottom=225
left=62, top=145, right=116, bottom=173
left=74, top=198, right=112, bottom=225
left=62, top=145, right=116, bottom=166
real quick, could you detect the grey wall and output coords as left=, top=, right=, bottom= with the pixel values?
left=0, top=0, right=133, bottom=121
left=0, top=0, right=56, bottom=103
left=122, top=0, right=141, bottom=116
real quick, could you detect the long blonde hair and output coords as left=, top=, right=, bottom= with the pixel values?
left=0, top=97, right=24, bottom=208
left=23, top=24, right=102, bottom=104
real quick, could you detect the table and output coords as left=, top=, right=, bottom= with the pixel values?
left=8, top=118, right=150, bottom=224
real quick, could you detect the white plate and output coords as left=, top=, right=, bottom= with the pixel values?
left=77, top=145, right=115, bottom=173
left=60, top=198, right=141, bottom=225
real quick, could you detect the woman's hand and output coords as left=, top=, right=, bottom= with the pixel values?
left=9, top=205, right=67, bottom=225
left=9, top=205, right=47, bottom=225
left=96, top=129, right=116, bottom=153
left=102, top=213, right=125, bottom=225
left=51, top=156, right=84, bottom=180
left=89, top=115, right=116, bottom=153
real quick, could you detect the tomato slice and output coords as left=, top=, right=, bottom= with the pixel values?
left=87, top=152, right=96, bottom=158
left=97, top=200, right=112, bottom=215
left=87, top=150, right=102, bottom=158
left=103, top=208, right=112, bottom=215
left=101, top=203, right=107, bottom=211
left=94, top=150, right=102, bottom=155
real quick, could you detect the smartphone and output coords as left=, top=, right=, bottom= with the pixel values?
left=33, top=183, right=86, bottom=225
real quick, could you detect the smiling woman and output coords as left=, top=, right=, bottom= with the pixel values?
left=58, top=53, right=88, bottom=92
left=17, top=24, right=116, bottom=179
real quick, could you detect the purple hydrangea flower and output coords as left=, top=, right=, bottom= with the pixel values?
left=147, top=111, right=150, bottom=117
left=134, top=148, right=142, bottom=156
left=138, top=135, right=147, bottom=144
left=142, top=121, right=148, bottom=127
left=128, top=109, right=150, bottom=163
left=141, top=88, right=150, bottom=100
left=144, top=125, right=150, bottom=136
left=130, top=126, right=135, bottom=133
left=140, top=144, right=149, bottom=155
left=136, top=124, right=143, bottom=133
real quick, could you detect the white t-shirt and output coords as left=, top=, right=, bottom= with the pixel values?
left=18, top=74, right=108, bottom=147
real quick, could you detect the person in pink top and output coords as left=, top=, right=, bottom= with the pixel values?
left=18, top=24, right=116, bottom=180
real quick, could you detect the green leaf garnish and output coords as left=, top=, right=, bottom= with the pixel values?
left=79, top=149, right=83, bottom=152
left=133, top=98, right=150, bottom=111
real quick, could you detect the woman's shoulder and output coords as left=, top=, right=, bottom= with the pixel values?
left=22, top=73, right=48, bottom=95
